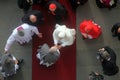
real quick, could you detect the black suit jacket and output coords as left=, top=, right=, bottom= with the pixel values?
left=22, top=10, right=44, bottom=26
left=46, top=0, right=67, bottom=16
left=101, top=46, right=119, bottom=76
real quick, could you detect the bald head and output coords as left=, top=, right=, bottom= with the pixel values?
left=29, top=15, right=37, bottom=23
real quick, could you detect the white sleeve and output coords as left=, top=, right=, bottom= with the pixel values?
left=53, top=29, right=59, bottom=45
left=31, top=27, right=39, bottom=35
left=4, top=35, right=15, bottom=52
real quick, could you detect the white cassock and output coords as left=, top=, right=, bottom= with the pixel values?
left=4, top=23, right=39, bottom=51
left=53, top=24, right=76, bottom=47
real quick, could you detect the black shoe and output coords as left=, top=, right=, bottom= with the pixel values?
left=108, top=7, right=112, bottom=10
left=18, top=59, right=23, bottom=65
left=112, top=34, right=117, bottom=37
left=17, top=66, right=21, bottom=72
left=118, top=37, right=120, bottom=40
left=82, top=36, right=86, bottom=40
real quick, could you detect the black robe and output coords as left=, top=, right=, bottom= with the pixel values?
left=101, top=46, right=119, bottom=76
left=22, top=10, right=44, bottom=26
left=46, top=0, right=67, bottom=23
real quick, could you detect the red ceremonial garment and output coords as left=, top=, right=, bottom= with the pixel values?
left=102, top=0, right=111, bottom=7
left=79, top=20, right=102, bottom=39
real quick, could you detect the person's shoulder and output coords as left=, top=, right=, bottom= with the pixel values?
left=113, top=23, right=120, bottom=27
left=21, top=23, right=30, bottom=28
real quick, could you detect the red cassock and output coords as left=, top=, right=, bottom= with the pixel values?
left=102, top=0, right=111, bottom=7
left=79, top=20, right=102, bottom=39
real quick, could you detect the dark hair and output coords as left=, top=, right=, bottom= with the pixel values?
left=2, top=56, right=15, bottom=76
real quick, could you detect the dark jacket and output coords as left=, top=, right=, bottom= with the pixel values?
left=111, top=23, right=120, bottom=40
left=46, top=0, right=67, bottom=16
left=22, top=10, right=44, bottom=26
left=96, top=0, right=117, bottom=9
left=17, top=0, right=40, bottom=10
left=101, top=46, right=119, bottom=76
left=69, top=0, right=88, bottom=10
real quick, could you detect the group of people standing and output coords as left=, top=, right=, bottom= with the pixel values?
left=0, top=0, right=76, bottom=79
left=0, top=0, right=120, bottom=80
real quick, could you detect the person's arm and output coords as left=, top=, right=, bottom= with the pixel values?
left=49, top=45, right=58, bottom=52
left=37, top=33, right=42, bottom=38
left=32, top=27, right=43, bottom=38
left=53, top=29, right=59, bottom=45
left=4, top=35, right=15, bottom=53
left=100, top=0, right=103, bottom=3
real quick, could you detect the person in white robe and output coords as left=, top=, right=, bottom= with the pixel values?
left=4, top=23, right=42, bottom=53
left=53, top=24, right=76, bottom=49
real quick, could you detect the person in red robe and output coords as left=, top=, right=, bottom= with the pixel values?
left=79, top=20, right=102, bottom=39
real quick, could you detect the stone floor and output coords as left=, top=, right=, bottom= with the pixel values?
left=76, top=0, right=120, bottom=80
left=0, top=1, right=32, bottom=80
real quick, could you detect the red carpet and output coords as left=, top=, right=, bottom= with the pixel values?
left=32, top=0, right=76, bottom=80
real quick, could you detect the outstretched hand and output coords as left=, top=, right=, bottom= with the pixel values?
left=49, top=45, right=58, bottom=52
left=38, top=33, right=43, bottom=38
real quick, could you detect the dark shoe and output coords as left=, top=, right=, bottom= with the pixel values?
left=112, top=34, right=117, bottom=37
left=82, top=36, right=87, bottom=40
left=108, top=7, right=112, bottom=10
left=118, top=37, right=120, bottom=40
left=17, top=42, right=27, bottom=46
left=18, top=59, right=23, bottom=65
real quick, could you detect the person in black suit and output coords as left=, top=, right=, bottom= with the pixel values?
left=46, top=0, right=67, bottom=23
left=111, top=23, right=120, bottom=40
left=17, top=0, right=41, bottom=13
left=17, top=0, right=50, bottom=13
left=22, top=10, right=44, bottom=26
left=97, top=46, right=119, bottom=76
